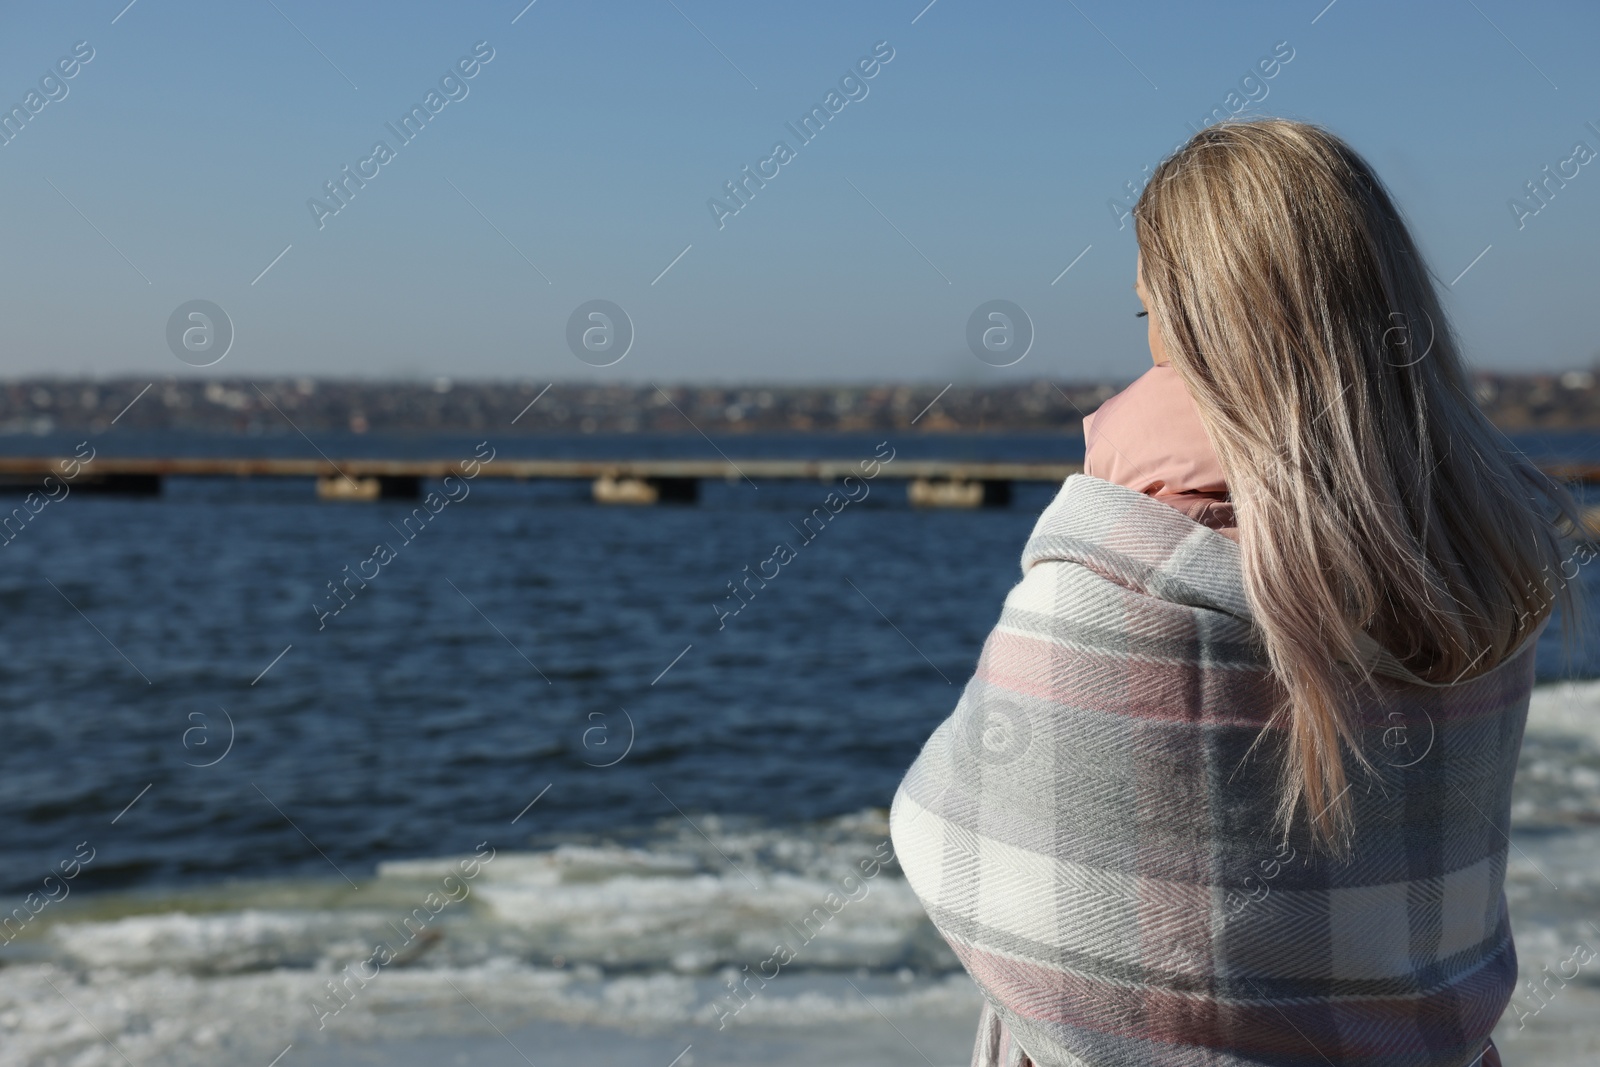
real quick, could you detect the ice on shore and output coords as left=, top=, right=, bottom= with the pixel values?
left=7, top=685, right=1600, bottom=1066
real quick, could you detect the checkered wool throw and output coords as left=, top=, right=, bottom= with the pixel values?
left=890, top=475, right=1540, bottom=1067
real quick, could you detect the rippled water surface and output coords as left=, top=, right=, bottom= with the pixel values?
left=2, top=429, right=1599, bottom=1065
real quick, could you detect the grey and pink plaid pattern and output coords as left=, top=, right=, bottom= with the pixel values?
left=890, top=475, right=1540, bottom=1067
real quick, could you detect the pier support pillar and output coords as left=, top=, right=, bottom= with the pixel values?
left=375, top=475, right=423, bottom=499
left=652, top=476, right=699, bottom=504
left=592, top=475, right=699, bottom=505
left=908, top=478, right=1011, bottom=508
left=981, top=479, right=1012, bottom=507
left=316, top=475, right=421, bottom=501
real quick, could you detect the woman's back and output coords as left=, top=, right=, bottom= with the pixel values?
left=891, top=475, right=1540, bottom=1066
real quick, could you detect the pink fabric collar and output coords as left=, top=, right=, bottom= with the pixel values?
left=1082, top=363, right=1237, bottom=539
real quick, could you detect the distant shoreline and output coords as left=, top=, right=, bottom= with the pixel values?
left=2, top=373, right=1598, bottom=436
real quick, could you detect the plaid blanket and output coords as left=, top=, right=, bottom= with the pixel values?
left=889, top=475, right=1540, bottom=1067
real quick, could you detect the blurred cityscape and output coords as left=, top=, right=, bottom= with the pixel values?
left=2, top=371, right=1599, bottom=437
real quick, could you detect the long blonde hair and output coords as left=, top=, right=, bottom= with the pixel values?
left=1133, top=118, right=1586, bottom=855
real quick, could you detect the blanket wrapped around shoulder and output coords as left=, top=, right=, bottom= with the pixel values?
left=889, top=475, right=1541, bottom=1067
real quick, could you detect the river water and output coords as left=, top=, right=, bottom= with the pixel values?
left=1, top=429, right=1597, bottom=1066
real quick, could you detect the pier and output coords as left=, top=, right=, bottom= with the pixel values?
left=0, top=456, right=1069, bottom=508
left=2, top=456, right=1599, bottom=509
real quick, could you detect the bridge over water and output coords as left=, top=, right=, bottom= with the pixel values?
left=2, top=456, right=1597, bottom=509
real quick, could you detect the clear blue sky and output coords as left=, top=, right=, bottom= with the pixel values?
left=1, top=0, right=1596, bottom=383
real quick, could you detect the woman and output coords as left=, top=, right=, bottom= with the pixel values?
left=890, top=119, right=1586, bottom=1067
